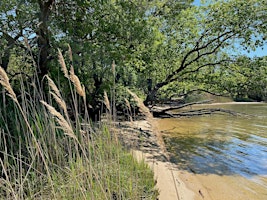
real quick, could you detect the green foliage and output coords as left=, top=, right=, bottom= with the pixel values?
left=218, top=56, right=267, bottom=101
left=1, top=0, right=267, bottom=197
left=143, top=0, right=267, bottom=102
left=1, top=0, right=267, bottom=106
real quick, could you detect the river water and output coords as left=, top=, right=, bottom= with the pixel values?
left=157, top=103, right=267, bottom=199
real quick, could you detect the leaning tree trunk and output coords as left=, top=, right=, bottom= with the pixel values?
left=144, top=81, right=168, bottom=106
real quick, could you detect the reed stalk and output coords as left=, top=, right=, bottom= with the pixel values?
left=0, top=66, right=55, bottom=198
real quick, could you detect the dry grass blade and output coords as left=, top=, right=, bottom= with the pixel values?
left=24, top=37, right=31, bottom=50
left=112, top=60, right=116, bottom=77
left=125, top=98, right=133, bottom=122
left=103, top=91, right=111, bottom=113
left=126, top=89, right=152, bottom=120
left=0, top=159, right=17, bottom=199
left=0, top=67, right=17, bottom=101
left=45, top=75, right=61, bottom=98
left=40, top=100, right=77, bottom=141
left=69, top=66, right=85, bottom=98
left=58, top=49, right=69, bottom=79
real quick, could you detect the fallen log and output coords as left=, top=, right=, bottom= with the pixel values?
left=150, top=101, right=250, bottom=118
left=152, top=108, right=245, bottom=118
left=151, top=100, right=213, bottom=117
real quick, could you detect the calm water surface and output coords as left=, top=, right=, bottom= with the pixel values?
left=158, top=103, right=267, bottom=197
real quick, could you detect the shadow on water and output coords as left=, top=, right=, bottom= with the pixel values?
left=164, top=133, right=266, bottom=177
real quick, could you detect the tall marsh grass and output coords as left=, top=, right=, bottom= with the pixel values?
left=0, top=53, right=158, bottom=199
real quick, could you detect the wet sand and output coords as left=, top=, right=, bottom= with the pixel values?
left=180, top=172, right=267, bottom=200
left=133, top=150, right=195, bottom=200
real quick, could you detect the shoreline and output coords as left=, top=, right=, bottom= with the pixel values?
left=117, top=117, right=267, bottom=200
left=115, top=102, right=267, bottom=199
left=116, top=120, right=197, bottom=200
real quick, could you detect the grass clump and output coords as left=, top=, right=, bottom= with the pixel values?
left=0, top=57, right=158, bottom=199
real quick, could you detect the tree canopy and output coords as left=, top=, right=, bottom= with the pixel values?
left=1, top=0, right=267, bottom=118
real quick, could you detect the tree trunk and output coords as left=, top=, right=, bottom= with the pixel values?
left=1, top=32, right=23, bottom=71
left=1, top=52, right=10, bottom=71
left=36, top=0, right=55, bottom=77
left=144, top=81, right=168, bottom=105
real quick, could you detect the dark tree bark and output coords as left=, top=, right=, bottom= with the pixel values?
left=36, top=0, right=55, bottom=77
left=1, top=32, right=23, bottom=70
left=1, top=53, right=10, bottom=71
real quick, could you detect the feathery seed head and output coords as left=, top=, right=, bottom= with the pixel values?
left=0, top=67, right=17, bottom=101
left=69, top=65, right=85, bottom=98
left=67, top=44, right=73, bottom=62
left=45, top=75, right=68, bottom=118
left=46, top=75, right=61, bottom=98
left=103, top=91, right=111, bottom=112
left=58, top=49, right=69, bottom=79
left=50, top=92, right=68, bottom=116
left=41, top=100, right=77, bottom=140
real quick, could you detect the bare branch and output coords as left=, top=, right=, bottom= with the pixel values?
left=169, top=59, right=232, bottom=83
left=169, top=30, right=233, bottom=79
